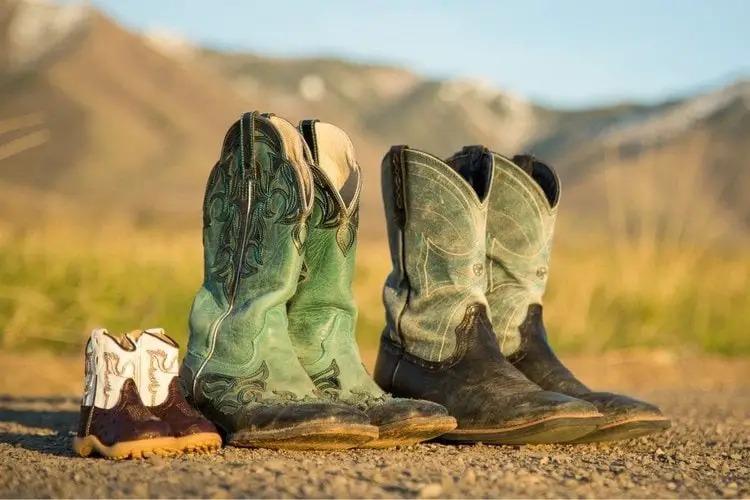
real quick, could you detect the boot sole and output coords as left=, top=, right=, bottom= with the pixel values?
left=361, top=416, right=458, bottom=449
left=73, top=435, right=180, bottom=459
left=568, top=416, right=671, bottom=444
left=226, top=423, right=379, bottom=450
left=439, top=413, right=603, bottom=445
left=175, top=432, right=223, bottom=454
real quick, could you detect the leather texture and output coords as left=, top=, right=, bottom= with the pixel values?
left=375, top=303, right=596, bottom=428
left=471, top=150, right=668, bottom=432
left=126, top=328, right=180, bottom=407
left=381, top=146, right=491, bottom=363
left=181, top=112, right=371, bottom=435
left=450, top=149, right=558, bottom=357
left=288, top=121, right=450, bottom=426
left=77, top=329, right=173, bottom=446
left=509, top=304, right=668, bottom=427
left=84, top=329, right=139, bottom=410
left=374, top=145, right=599, bottom=434
left=127, top=329, right=219, bottom=438
left=150, top=377, right=221, bottom=438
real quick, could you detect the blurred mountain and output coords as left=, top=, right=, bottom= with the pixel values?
left=2, top=0, right=749, bottom=240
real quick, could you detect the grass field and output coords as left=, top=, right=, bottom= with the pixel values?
left=1, top=217, right=748, bottom=356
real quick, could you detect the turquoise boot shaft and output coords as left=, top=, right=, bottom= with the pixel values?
left=287, top=120, right=456, bottom=448
left=474, top=149, right=671, bottom=443
left=374, top=145, right=602, bottom=445
left=181, top=112, right=377, bottom=450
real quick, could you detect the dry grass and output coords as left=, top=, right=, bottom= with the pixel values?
left=0, top=214, right=747, bottom=356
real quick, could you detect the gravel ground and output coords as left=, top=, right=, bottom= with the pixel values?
left=1, top=351, right=748, bottom=499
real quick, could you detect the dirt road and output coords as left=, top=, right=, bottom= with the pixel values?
left=1, top=350, right=748, bottom=498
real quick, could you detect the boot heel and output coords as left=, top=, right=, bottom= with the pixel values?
left=373, top=336, right=401, bottom=393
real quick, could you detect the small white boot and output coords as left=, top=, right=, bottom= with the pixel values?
left=126, top=328, right=222, bottom=453
left=74, top=328, right=178, bottom=459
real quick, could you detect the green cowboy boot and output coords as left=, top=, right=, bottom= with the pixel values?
left=373, top=145, right=602, bottom=445
left=286, top=120, right=457, bottom=449
left=454, top=147, right=670, bottom=443
left=180, top=112, right=378, bottom=450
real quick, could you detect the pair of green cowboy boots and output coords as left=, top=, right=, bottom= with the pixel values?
left=373, top=145, right=671, bottom=444
left=180, top=112, right=457, bottom=450
left=181, top=112, right=670, bottom=450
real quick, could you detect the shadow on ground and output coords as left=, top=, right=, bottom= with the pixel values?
left=0, top=395, right=79, bottom=457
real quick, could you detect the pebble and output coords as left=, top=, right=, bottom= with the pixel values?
left=418, top=484, right=443, bottom=499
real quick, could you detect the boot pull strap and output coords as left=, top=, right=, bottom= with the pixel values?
left=512, top=154, right=535, bottom=177
left=239, top=112, right=257, bottom=182
left=298, top=119, right=321, bottom=165
left=388, top=145, right=409, bottom=231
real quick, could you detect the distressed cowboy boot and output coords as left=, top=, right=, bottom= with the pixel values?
left=126, top=328, right=222, bottom=454
left=456, top=148, right=670, bottom=443
left=74, top=328, right=178, bottom=459
left=180, top=112, right=378, bottom=450
left=373, top=146, right=602, bottom=445
left=286, top=120, right=457, bottom=448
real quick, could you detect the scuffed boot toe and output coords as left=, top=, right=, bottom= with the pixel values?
left=226, top=401, right=378, bottom=450
left=570, top=392, right=671, bottom=443
left=362, top=398, right=457, bottom=449
left=442, top=390, right=603, bottom=445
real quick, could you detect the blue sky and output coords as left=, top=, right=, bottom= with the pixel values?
left=61, top=0, right=749, bottom=108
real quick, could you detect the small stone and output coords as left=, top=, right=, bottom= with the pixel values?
left=540, top=456, right=550, bottom=466
left=265, top=460, right=286, bottom=473
left=667, top=482, right=677, bottom=491
left=462, top=470, right=476, bottom=485
left=708, top=459, right=720, bottom=470
left=610, top=460, right=626, bottom=473
left=418, top=484, right=443, bottom=499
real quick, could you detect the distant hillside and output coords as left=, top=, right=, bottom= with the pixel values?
left=2, top=0, right=749, bottom=242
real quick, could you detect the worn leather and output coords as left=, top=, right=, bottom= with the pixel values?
left=77, top=379, right=172, bottom=446
left=374, top=145, right=598, bottom=431
left=375, top=303, right=597, bottom=428
left=510, top=304, right=667, bottom=425
left=450, top=149, right=558, bottom=357
left=288, top=121, right=450, bottom=426
left=126, top=329, right=219, bottom=437
left=466, top=149, right=667, bottom=428
left=181, top=112, right=370, bottom=435
left=149, top=377, right=219, bottom=438
left=381, top=146, right=491, bottom=363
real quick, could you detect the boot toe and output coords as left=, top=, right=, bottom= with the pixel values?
left=131, top=418, right=174, bottom=441
left=173, top=417, right=220, bottom=438
left=567, top=392, right=671, bottom=443
left=490, top=390, right=601, bottom=427
left=241, top=401, right=372, bottom=432
left=578, top=391, right=668, bottom=425
left=226, top=401, right=378, bottom=450
left=366, top=398, right=451, bottom=428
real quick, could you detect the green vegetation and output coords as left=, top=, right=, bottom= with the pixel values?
left=0, top=221, right=748, bottom=356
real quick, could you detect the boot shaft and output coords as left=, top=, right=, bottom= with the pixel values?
left=288, top=120, right=361, bottom=366
left=126, top=328, right=180, bottom=407
left=450, top=147, right=560, bottom=356
left=199, top=112, right=314, bottom=308
left=81, top=328, right=139, bottom=410
left=381, top=145, right=492, bottom=363
left=187, top=112, right=315, bottom=376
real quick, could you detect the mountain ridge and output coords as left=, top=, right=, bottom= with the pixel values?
left=2, top=0, right=748, bottom=241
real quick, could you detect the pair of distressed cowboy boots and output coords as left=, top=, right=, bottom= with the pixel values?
left=180, top=112, right=457, bottom=450
left=374, top=145, right=671, bottom=444
left=74, top=328, right=221, bottom=459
